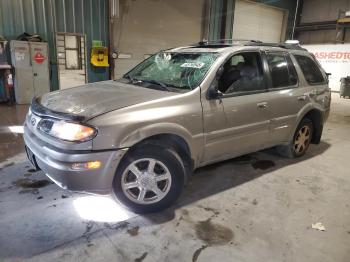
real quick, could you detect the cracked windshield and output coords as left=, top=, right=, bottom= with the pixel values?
left=124, top=52, right=219, bottom=90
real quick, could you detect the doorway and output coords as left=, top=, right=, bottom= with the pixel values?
left=56, top=33, right=87, bottom=89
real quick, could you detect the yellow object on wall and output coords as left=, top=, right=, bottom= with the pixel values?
left=91, top=46, right=109, bottom=67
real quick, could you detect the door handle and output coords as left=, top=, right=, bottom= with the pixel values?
left=306, top=90, right=317, bottom=98
left=308, top=92, right=316, bottom=98
left=297, top=95, right=307, bottom=101
left=257, top=102, right=268, bottom=109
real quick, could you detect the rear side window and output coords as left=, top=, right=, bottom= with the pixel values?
left=266, top=53, right=297, bottom=88
left=294, top=55, right=325, bottom=84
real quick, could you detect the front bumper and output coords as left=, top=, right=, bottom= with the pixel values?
left=23, top=124, right=127, bottom=195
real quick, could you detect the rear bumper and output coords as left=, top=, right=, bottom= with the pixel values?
left=23, top=124, right=127, bottom=194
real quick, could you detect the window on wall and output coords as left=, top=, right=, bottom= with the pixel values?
left=294, top=55, right=325, bottom=85
left=218, top=52, right=265, bottom=94
left=266, top=53, right=297, bottom=88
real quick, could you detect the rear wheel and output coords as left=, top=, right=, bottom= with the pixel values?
left=113, top=144, right=185, bottom=213
left=277, top=118, right=313, bottom=158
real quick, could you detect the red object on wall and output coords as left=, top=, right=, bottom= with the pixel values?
left=33, top=52, right=45, bottom=64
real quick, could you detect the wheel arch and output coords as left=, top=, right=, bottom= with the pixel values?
left=119, top=124, right=197, bottom=182
left=300, top=108, right=324, bottom=144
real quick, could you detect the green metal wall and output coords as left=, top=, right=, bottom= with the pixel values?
left=0, top=0, right=109, bottom=91
left=208, top=0, right=234, bottom=40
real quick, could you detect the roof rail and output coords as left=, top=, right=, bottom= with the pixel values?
left=193, top=39, right=307, bottom=51
left=246, top=42, right=307, bottom=51
left=197, top=39, right=262, bottom=46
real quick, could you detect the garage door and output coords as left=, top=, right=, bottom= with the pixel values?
left=232, top=0, right=286, bottom=42
left=113, top=0, right=204, bottom=79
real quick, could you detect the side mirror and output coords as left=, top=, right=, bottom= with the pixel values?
left=216, top=66, right=224, bottom=80
left=207, top=87, right=222, bottom=99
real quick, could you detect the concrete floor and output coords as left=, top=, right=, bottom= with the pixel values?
left=0, top=93, right=349, bottom=262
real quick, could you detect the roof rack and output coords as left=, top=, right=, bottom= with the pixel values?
left=196, top=39, right=262, bottom=46
left=247, top=42, right=307, bottom=51
left=193, top=39, right=307, bottom=51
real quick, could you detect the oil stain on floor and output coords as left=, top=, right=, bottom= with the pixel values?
left=251, top=160, right=275, bottom=170
left=194, top=218, right=234, bottom=245
left=127, top=226, right=140, bottom=237
left=19, top=188, right=39, bottom=195
left=134, top=252, right=148, bottom=262
left=192, top=245, right=208, bottom=262
left=12, top=178, right=52, bottom=189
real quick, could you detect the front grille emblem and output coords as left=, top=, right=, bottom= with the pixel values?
left=31, top=118, right=36, bottom=126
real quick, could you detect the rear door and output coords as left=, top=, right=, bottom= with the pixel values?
left=262, top=51, right=309, bottom=144
left=293, top=53, right=331, bottom=120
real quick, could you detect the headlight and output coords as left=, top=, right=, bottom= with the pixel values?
left=38, top=119, right=97, bottom=142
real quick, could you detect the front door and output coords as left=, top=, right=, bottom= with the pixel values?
left=201, top=51, right=271, bottom=164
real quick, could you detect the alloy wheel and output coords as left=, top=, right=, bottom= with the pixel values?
left=121, top=158, right=172, bottom=204
left=294, top=125, right=311, bottom=155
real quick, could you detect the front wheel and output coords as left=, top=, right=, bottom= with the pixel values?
left=113, top=144, right=185, bottom=213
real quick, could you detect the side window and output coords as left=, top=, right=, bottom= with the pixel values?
left=294, top=55, right=325, bottom=84
left=266, top=53, right=297, bottom=88
left=218, top=52, right=265, bottom=94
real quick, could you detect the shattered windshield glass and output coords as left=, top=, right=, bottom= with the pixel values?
left=124, top=52, right=219, bottom=90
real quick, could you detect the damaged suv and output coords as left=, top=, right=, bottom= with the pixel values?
left=24, top=40, right=331, bottom=213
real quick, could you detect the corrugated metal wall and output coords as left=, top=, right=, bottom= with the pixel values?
left=297, top=0, right=350, bottom=44
left=0, top=0, right=109, bottom=91
left=300, top=0, right=350, bottom=23
left=208, top=0, right=234, bottom=40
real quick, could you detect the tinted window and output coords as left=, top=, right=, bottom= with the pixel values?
left=294, top=55, right=325, bottom=84
left=267, top=53, right=297, bottom=88
left=218, top=52, right=265, bottom=94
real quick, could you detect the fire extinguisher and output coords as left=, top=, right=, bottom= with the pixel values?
left=4, top=69, right=15, bottom=105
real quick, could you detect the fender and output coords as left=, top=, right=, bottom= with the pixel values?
left=286, top=102, right=325, bottom=143
left=119, top=122, right=204, bottom=167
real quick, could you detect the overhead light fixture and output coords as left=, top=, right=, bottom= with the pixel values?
left=285, top=40, right=300, bottom=45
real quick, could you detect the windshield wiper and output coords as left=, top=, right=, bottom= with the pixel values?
left=140, top=79, right=171, bottom=91
left=124, top=76, right=179, bottom=92
left=124, top=75, right=136, bottom=82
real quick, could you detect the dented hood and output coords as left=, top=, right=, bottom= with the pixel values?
left=38, top=81, right=174, bottom=120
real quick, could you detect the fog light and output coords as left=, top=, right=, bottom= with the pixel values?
left=72, top=161, right=102, bottom=170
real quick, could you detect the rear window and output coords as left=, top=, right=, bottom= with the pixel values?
left=294, top=55, right=325, bottom=85
left=266, top=53, right=297, bottom=88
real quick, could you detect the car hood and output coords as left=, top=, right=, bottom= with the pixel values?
left=38, top=81, right=175, bottom=120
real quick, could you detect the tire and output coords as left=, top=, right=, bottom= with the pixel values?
left=113, top=144, right=185, bottom=213
left=277, top=118, right=314, bottom=158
